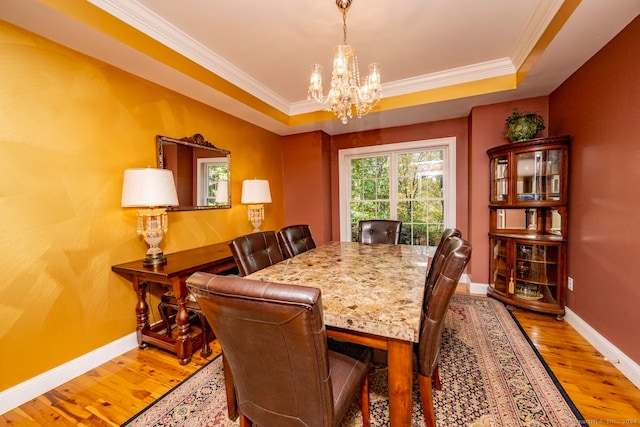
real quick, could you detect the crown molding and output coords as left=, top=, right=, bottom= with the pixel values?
left=88, top=0, right=292, bottom=114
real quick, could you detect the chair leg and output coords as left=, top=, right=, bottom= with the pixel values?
left=432, top=364, right=442, bottom=390
left=157, top=302, right=174, bottom=337
left=418, top=373, right=437, bottom=427
left=239, top=415, right=253, bottom=427
left=223, top=354, right=238, bottom=421
left=197, top=313, right=212, bottom=358
left=360, top=373, right=370, bottom=426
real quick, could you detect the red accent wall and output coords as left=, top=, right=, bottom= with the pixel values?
left=468, top=97, right=549, bottom=285
left=282, top=131, right=332, bottom=244
left=549, top=16, right=640, bottom=363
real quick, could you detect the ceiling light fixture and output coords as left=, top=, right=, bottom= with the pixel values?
left=307, top=0, right=382, bottom=124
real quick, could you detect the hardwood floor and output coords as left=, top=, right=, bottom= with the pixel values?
left=511, top=307, right=640, bottom=425
left=2, top=296, right=639, bottom=426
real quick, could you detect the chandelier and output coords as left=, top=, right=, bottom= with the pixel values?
left=307, top=0, right=382, bottom=124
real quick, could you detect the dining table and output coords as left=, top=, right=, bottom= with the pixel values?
left=244, top=240, right=430, bottom=426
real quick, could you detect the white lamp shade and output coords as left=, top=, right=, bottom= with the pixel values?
left=121, top=168, right=179, bottom=207
left=215, top=181, right=229, bottom=203
left=241, top=179, right=272, bottom=204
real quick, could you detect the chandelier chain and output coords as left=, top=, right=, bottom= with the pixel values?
left=342, top=6, right=347, bottom=44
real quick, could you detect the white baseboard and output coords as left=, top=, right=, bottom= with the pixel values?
left=0, top=333, right=138, bottom=415
left=564, top=307, right=640, bottom=389
left=468, top=278, right=489, bottom=295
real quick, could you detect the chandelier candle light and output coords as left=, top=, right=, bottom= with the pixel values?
left=307, top=0, right=382, bottom=124
left=121, top=168, right=179, bottom=266
left=241, top=179, right=272, bottom=232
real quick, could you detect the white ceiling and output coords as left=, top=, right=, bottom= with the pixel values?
left=2, top=0, right=639, bottom=135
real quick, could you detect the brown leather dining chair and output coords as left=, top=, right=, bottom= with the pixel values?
left=228, top=230, right=284, bottom=276
left=277, top=224, right=317, bottom=258
left=423, top=228, right=462, bottom=311
left=357, top=219, right=402, bottom=244
left=186, top=273, right=372, bottom=427
left=157, top=231, right=285, bottom=358
left=417, top=237, right=471, bottom=427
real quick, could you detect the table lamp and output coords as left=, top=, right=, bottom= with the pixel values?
left=241, top=179, right=271, bottom=232
left=121, top=168, right=179, bottom=266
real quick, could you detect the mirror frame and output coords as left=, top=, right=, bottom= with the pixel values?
left=156, top=133, right=231, bottom=211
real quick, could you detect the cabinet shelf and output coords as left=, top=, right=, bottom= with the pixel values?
left=487, top=136, right=569, bottom=320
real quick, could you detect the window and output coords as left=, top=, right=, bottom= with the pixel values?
left=339, top=138, right=456, bottom=246
left=196, top=158, right=229, bottom=206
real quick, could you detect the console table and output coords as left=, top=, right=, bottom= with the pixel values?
left=112, top=242, right=237, bottom=364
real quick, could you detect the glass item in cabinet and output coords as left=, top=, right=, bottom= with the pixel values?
left=515, top=281, right=543, bottom=300
left=490, top=238, right=508, bottom=293
left=491, top=156, right=509, bottom=202
left=516, top=151, right=542, bottom=201
left=515, top=149, right=563, bottom=202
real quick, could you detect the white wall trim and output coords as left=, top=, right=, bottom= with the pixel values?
left=564, top=307, right=640, bottom=389
left=0, top=333, right=138, bottom=415
left=469, top=279, right=489, bottom=295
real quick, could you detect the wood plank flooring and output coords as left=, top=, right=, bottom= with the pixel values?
left=2, top=296, right=639, bottom=426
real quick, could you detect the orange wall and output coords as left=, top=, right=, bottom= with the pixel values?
left=549, top=16, right=640, bottom=362
left=0, top=21, right=284, bottom=391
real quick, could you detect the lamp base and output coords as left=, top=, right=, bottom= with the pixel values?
left=143, top=253, right=167, bottom=266
left=142, top=246, right=167, bottom=266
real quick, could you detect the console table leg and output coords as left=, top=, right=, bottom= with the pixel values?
left=133, top=278, right=149, bottom=349
left=172, top=278, right=193, bottom=365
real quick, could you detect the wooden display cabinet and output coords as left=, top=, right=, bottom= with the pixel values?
left=487, top=136, right=570, bottom=319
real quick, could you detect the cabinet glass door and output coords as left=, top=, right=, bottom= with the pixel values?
left=515, top=149, right=562, bottom=202
left=490, top=237, right=509, bottom=293
left=514, top=242, right=559, bottom=304
left=490, top=155, right=509, bottom=203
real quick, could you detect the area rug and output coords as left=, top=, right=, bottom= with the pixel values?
left=123, top=295, right=586, bottom=426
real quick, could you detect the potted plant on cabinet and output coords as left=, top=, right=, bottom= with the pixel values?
left=504, top=108, right=545, bottom=142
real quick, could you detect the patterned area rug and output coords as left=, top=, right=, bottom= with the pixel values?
left=123, top=295, right=586, bottom=426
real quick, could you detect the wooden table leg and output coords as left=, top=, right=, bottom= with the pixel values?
left=387, top=339, right=413, bottom=427
left=171, top=277, right=193, bottom=365
left=132, top=277, right=149, bottom=349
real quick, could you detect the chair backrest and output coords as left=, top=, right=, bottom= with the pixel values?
left=417, top=237, right=471, bottom=378
left=277, top=224, right=317, bottom=259
left=228, top=231, right=284, bottom=276
left=423, top=228, right=462, bottom=306
left=186, top=273, right=336, bottom=427
left=357, top=220, right=402, bottom=244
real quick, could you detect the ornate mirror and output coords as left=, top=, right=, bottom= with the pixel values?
left=157, top=134, right=230, bottom=211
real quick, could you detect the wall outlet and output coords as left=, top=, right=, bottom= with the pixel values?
left=567, top=277, right=574, bottom=291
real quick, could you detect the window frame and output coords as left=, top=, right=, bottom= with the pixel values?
left=338, top=137, right=456, bottom=243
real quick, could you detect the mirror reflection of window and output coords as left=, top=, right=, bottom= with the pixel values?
left=156, top=134, right=230, bottom=210
left=197, top=158, right=228, bottom=206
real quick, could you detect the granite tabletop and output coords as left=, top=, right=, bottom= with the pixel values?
left=245, top=241, right=430, bottom=342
